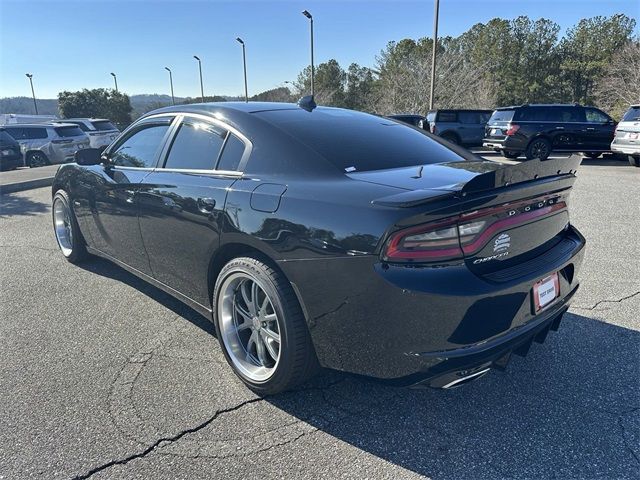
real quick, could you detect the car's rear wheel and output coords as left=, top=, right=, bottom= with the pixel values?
left=629, top=155, right=640, bottom=167
left=27, top=151, right=49, bottom=168
left=213, top=256, right=318, bottom=395
left=503, top=150, right=520, bottom=159
left=525, top=138, right=551, bottom=161
left=584, top=152, right=602, bottom=159
left=52, top=190, right=88, bottom=263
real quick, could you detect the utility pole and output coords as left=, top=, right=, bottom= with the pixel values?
left=429, top=0, right=439, bottom=110
left=165, top=67, right=175, bottom=105
left=25, top=73, right=38, bottom=114
left=110, top=72, right=118, bottom=92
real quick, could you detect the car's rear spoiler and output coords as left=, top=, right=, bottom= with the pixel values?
left=373, top=157, right=582, bottom=208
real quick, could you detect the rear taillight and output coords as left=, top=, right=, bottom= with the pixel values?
left=505, top=124, right=520, bottom=136
left=52, top=139, right=72, bottom=144
left=430, top=124, right=436, bottom=134
left=382, top=195, right=567, bottom=263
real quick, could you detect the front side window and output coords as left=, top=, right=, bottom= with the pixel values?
left=111, top=124, right=169, bottom=168
left=585, top=108, right=610, bottom=124
left=164, top=120, right=227, bottom=170
left=217, top=133, right=245, bottom=171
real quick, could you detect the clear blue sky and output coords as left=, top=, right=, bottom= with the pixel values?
left=1, top=0, right=638, bottom=99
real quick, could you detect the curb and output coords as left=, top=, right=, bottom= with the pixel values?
left=0, top=177, right=54, bottom=195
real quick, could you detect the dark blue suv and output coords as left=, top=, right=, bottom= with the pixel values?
left=425, top=109, right=492, bottom=147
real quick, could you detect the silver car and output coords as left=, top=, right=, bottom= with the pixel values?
left=61, top=118, right=120, bottom=149
left=3, top=123, right=90, bottom=167
left=611, top=105, right=640, bottom=167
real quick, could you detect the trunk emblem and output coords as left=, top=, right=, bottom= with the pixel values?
left=493, top=233, right=511, bottom=253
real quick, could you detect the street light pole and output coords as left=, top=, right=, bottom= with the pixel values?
left=110, top=72, right=118, bottom=92
left=164, top=67, right=175, bottom=105
left=236, top=38, right=249, bottom=102
left=302, top=10, right=314, bottom=97
left=429, top=0, right=439, bottom=110
left=25, top=73, right=38, bottom=115
left=193, top=55, right=204, bottom=102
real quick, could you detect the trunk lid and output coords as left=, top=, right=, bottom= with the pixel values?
left=370, top=156, right=581, bottom=273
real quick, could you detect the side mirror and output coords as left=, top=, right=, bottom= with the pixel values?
left=75, top=148, right=103, bottom=165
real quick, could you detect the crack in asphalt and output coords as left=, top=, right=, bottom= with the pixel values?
left=73, top=397, right=264, bottom=479
left=618, top=407, right=640, bottom=466
left=572, top=291, right=640, bottom=311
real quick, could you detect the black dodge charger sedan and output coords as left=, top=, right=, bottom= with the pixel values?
left=52, top=102, right=585, bottom=394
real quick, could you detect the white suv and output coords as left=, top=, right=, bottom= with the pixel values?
left=62, top=118, right=120, bottom=149
left=611, top=105, right=640, bottom=167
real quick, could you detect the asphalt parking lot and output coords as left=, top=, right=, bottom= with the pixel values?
left=0, top=154, right=638, bottom=479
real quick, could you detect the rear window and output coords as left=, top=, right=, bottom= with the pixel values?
left=257, top=108, right=465, bottom=173
left=488, top=110, right=515, bottom=123
left=54, top=126, right=85, bottom=138
left=91, top=120, right=118, bottom=131
left=622, top=107, right=640, bottom=122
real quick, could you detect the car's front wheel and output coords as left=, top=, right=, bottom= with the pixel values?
left=52, top=190, right=88, bottom=263
left=629, top=155, right=640, bottom=167
left=213, top=256, right=318, bottom=395
left=525, top=138, right=551, bottom=161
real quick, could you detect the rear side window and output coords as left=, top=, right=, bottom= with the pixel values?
left=164, top=120, right=226, bottom=170
left=488, top=110, right=515, bottom=123
left=91, top=120, right=117, bottom=131
left=622, top=107, right=640, bottom=122
left=111, top=124, right=169, bottom=168
left=217, top=133, right=245, bottom=171
left=516, top=107, right=551, bottom=121
left=437, top=111, right=457, bottom=122
left=54, top=126, right=85, bottom=137
left=5, top=127, right=25, bottom=139
left=458, top=112, right=480, bottom=124
left=9, top=127, right=48, bottom=139
left=585, top=108, right=610, bottom=123
left=257, top=108, right=465, bottom=173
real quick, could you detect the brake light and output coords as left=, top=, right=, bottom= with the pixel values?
left=430, top=124, right=436, bottom=134
left=505, top=124, right=520, bottom=136
left=52, top=139, right=72, bottom=144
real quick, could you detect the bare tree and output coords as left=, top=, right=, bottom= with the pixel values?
left=595, top=40, right=640, bottom=119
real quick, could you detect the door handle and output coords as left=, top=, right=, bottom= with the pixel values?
left=586, top=127, right=596, bottom=131
left=197, top=197, right=216, bottom=212
left=555, top=126, right=565, bottom=130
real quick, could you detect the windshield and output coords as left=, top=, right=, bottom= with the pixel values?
left=257, top=108, right=465, bottom=173
left=488, top=110, right=515, bottom=123
left=622, top=107, right=640, bottom=122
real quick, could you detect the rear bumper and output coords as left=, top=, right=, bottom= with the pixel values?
left=611, top=141, right=640, bottom=156
left=280, top=225, right=585, bottom=383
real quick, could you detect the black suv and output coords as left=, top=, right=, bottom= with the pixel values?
left=483, top=104, right=615, bottom=160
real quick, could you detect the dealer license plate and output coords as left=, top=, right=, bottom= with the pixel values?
left=533, top=272, right=559, bottom=312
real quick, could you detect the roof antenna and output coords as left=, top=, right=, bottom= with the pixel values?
left=298, top=95, right=316, bottom=112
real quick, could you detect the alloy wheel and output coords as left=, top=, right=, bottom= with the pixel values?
left=218, top=272, right=281, bottom=382
left=53, top=197, right=74, bottom=256
left=531, top=140, right=549, bottom=159
left=29, top=152, right=47, bottom=168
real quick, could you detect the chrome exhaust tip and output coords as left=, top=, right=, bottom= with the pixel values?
left=440, top=367, right=491, bottom=389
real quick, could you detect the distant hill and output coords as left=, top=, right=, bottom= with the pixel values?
left=0, top=93, right=246, bottom=119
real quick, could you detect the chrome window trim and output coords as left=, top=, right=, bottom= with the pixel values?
left=159, top=112, right=252, bottom=174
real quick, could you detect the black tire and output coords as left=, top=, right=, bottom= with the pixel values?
left=584, top=152, right=602, bottom=159
left=27, top=151, right=49, bottom=168
left=213, top=256, right=319, bottom=395
left=441, top=133, right=459, bottom=145
left=525, top=138, right=552, bottom=161
left=503, top=150, right=520, bottom=159
left=52, top=190, right=89, bottom=264
left=629, top=156, right=640, bottom=168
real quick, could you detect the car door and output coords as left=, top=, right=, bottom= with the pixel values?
left=546, top=106, right=582, bottom=151
left=583, top=107, right=615, bottom=151
left=83, top=116, right=174, bottom=274
left=137, top=114, right=250, bottom=307
left=458, top=111, right=482, bottom=145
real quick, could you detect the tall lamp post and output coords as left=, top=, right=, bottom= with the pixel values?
left=110, top=72, right=118, bottom=92
left=25, top=73, right=38, bottom=115
left=302, top=10, right=314, bottom=97
left=164, top=67, right=175, bottom=105
left=236, top=37, right=249, bottom=103
left=193, top=55, right=204, bottom=102
left=429, top=0, right=439, bottom=110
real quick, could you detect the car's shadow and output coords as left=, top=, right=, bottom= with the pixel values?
left=81, top=256, right=639, bottom=479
